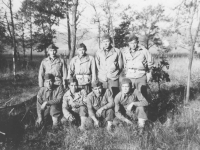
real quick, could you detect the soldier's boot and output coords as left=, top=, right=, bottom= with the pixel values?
left=138, top=118, right=146, bottom=134
left=79, top=116, right=87, bottom=131
left=107, top=121, right=114, bottom=133
left=52, top=117, right=59, bottom=130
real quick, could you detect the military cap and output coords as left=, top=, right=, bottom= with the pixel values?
left=44, top=73, right=54, bottom=81
left=102, top=34, right=112, bottom=43
left=127, top=34, right=139, bottom=42
left=47, top=44, right=58, bottom=50
left=68, top=77, right=78, bottom=85
left=92, top=80, right=103, bottom=88
left=77, top=43, right=87, bottom=51
left=121, top=78, right=132, bottom=85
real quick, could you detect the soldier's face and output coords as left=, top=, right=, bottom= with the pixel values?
left=77, top=48, right=86, bottom=57
left=69, top=82, right=78, bottom=94
left=121, top=83, right=131, bottom=94
left=102, top=39, right=111, bottom=49
left=129, top=40, right=138, bottom=50
left=48, top=49, right=57, bottom=58
left=93, top=86, right=102, bottom=97
left=45, top=79, right=53, bottom=89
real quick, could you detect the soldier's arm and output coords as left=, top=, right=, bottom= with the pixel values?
left=87, top=96, right=98, bottom=122
left=67, top=58, right=75, bottom=79
left=91, top=56, right=97, bottom=82
left=36, top=89, right=44, bottom=119
left=38, top=61, right=45, bottom=87
left=144, top=49, right=154, bottom=71
left=100, top=89, right=114, bottom=110
left=47, top=86, right=64, bottom=105
left=114, top=94, right=129, bottom=122
left=62, top=94, right=72, bottom=119
left=130, top=89, right=148, bottom=107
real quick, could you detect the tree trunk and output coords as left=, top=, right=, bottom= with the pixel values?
left=30, top=17, right=33, bottom=61
left=70, top=0, right=78, bottom=59
left=66, top=0, right=71, bottom=56
left=9, top=0, right=17, bottom=77
left=98, top=21, right=101, bottom=49
left=185, top=17, right=200, bottom=104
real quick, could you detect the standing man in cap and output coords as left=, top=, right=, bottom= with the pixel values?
left=68, top=43, right=96, bottom=93
left=114, top=78, right=148, bottom=132
left=36, top=73, right=64, bottom=129
left=87, top=80, right=115, bottom=132
left=38, top=44, right=67, bottom=89
left=62, top=78, right=88, bottom=130
left=123, top=34, right=154, bottom=99
left=95, top=34, right=123, bottom=96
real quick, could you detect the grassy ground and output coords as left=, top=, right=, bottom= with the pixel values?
left=0, top=55, right=200, bottom=150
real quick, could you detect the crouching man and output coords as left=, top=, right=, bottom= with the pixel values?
left=114, top=78, right=148, bottom=132
left=87, top=80, right=114, bottom=132
left=36, top=74, right=64, bottom=129
left=62, top=78, right=87, bottom=130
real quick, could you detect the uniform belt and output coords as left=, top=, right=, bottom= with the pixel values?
left=128, top=68, right=145, bottom=71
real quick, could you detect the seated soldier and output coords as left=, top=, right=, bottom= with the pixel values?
left=87, top=80, right=114, bottom=132
left=114, top=78, right=148, bottom=132
left=62, top=78, right=87, bottom=131
left=36, top=74, right=64, bottom=129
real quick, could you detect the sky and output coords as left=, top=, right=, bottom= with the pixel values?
left=9, top=0, right=182, bottom=33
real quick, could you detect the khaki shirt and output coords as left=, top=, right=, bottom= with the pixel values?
left=67, top=55, right=96, bottom=84
left=95, top=47, right=123, bottom=81
left=37, top=85, right=64, bottom=115
left=114, top=89, right=148, bottom=121
left=87, top=89, right=114, bottom=118
left=38, top=56, right=67, bottom=87
left=123, top=46, right=154, bottom=78
left=62, top=89, right=87, bottom=119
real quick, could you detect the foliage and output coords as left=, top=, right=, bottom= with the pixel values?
left=114, top=20, right=130, bottom=48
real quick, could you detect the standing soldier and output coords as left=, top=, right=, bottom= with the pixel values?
left=123, top=34, right=154, bottom=99
left=36, top=74, right=64, bottom=129
left=114, top=78, right=148, bottom=133
left=87, top=80, right=115, bottom=132
left=38, top=44, right=67, bottom=89
left=95, top=34, right=123, bottom=96
left=62, top=78, right=87, bottom=131
left=68, top=43, right=96, bottom=93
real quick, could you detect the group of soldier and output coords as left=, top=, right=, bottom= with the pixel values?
left=35, top=33, right=154, bottom=133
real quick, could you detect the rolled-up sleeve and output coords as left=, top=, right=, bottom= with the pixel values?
left=95, top=52, right=100, bottom=71
left=91, top=57, right=97, bottom=82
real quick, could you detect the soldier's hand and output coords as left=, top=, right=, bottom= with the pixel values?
left=41, top=101, right=47, bottom=110
left=35, top=117, right=43, bottom=128
left=68, top=115, right=75, bottom=122
left=96, top=108, right=103, bottom=117
left=147, top=72, right=152, bottom=82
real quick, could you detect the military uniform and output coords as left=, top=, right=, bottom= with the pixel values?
left=123, top=46, right=154, bottom=99
left=87, top=89, right=114, bottom=124
left=68, top=54, right=96, bottom=93
left=37, top=85, right=64, bottom=122
left=62, top=89, right=87, bottom=123
left=95, top=47, right=123, bottom=95
left=114, top=89, right=148, bottom=126
left=38, top=56, right=67, bottom=87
